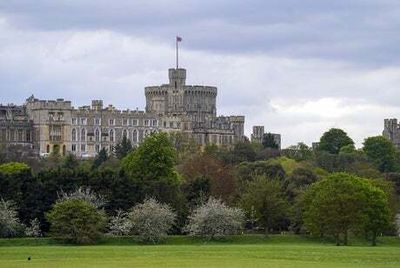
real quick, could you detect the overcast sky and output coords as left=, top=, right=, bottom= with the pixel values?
left=1, top=0, right=400, bottom=147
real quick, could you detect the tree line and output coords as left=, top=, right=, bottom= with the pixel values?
left=0, top=129, right=399, bottom=245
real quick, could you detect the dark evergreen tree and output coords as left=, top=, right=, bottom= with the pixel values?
left=92, top=148, right=108, bottom=170
left=114, top=135, right=133, bottom=159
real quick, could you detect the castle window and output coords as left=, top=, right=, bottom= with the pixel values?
left=72, top=128, right=77, bottom=141
left=174, top=81, right=177, bottom=89
left=169, top=122, right=174, bottom=128
left=132, top=130, right=137, bottom=143
left=81, top=144, right=86, bottom=152
left=72, top=144, right=76, bottom=152
left=123, top=118, right=127, bottom=126
left=132, top=119, right=138, bottom=126
left=109, top=119, right=115, bottom=126
left=152, top=120, right=157, bottom=127
left=80, top=118, right=87, bottom=125
left=81, top=129, right=86, bottom=142
left=177, top=122, right=181, bottom=129
left=110, top=129, right=115, bottom=142
left=26, top=131, right=31, bottom=142
left=144, top=120, right=149, bottom=126
left=46, top=144, right=50, bottom=153
left=72, top=118, right=77, bottom=125
left=163, top=121, right=167, bottom=128
left=95, top=144, right=100, bottom=153
left=95, top=129, right=100, bottom=142
left=18, top=130, right=23, bottom=141
left=123, top=129, right=127, bottom=138
left=95, top=118, right=101, bottom=125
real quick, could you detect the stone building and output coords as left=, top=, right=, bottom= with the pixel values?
left=251, top=125, right=281, bottom=149
left=383, top=118, right=400, bottom=149
left=0, top=67, right=245, bottom=157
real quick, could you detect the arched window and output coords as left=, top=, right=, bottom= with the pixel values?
left=81, top=129, right=86, bottom=142
left=110, top=129, right=114, bottom=142
left=72, top=128, right=76, bottom=141
left=123, top=129, right=127, bottom=138
left=132, top=130, right=137, bottom=143
left=46, top=144, right=50, bottom=153
left=95, top=128, right=100, bottom=142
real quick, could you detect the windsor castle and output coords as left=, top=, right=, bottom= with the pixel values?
left=0, top=67, right=246, bottom=158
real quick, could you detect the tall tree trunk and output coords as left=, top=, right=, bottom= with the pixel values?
left=335, top=233, right=340, bottom=246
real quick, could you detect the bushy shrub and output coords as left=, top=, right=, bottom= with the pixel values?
left=47, top=199, right=106, bottom=244
left=107, top=210, right=132, bottom=236
left=129, top=198, right=176, bottom=243
left=185, top=197, right=245, bottom=239
left=0, top=199, right=22, bottom=238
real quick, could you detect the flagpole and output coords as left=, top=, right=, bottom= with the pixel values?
left=176, top=37, right=179, bottom=69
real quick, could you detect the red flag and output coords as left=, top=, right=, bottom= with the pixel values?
left=176, top=36, right=182, bottom=42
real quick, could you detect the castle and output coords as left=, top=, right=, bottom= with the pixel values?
left=383, top=118, right=400, bottom=149
left=0, top=67, right=245, bottom=157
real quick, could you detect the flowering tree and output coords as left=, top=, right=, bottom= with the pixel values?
left=129, top=198, right=176, bottom=243
left=25, top=218, right=41, bottom=237
left=0, top=199, right=22, bottom=238
left=185, top=197, right=245, bottom=239
left=57, top=187, right=106, bottom=208
left=107, top=210, right=132, bottom=236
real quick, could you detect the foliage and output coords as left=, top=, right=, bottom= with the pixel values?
left=318, top=128, right=354, bottom=154
left=0, top=199, right=22, bottom=238
left=62, top=154, right=79, bottom=170
left=185, top=197, right=244, bottom=239
left=107, top=210, right=132, bottom=236
left=262, top=133, right=279, bottom=149
left=115, top=135, right=133, bottom=159
left=240, top=176, right=289, bottom=233
left=57, top=187, right=106, bottom=208
left=363, top=136, right=397, bottom=172
left=302, top=173, right=391, bottom=246
left=284, top=167, right=319, bottom=202
left=129, top=198, right=176, bottom=243
left=178, top=152, right=236, bottom=203
left=25, top=218, right=41, bottom=237
left=0, top=162, right=30, bottom=175
left=122, top=132, right=180, bottom=203
left=46, top=199, right=106, bottom=244
left=283, top=142, right=314, bottom=162
left=92, top=148, right=108, bottom=169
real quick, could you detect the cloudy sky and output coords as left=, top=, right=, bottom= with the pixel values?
left=1, top=0, right=400, bottom=147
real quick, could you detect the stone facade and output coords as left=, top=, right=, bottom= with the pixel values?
left=1, top=67, right=245, bottom=157
left=383, top=118, right=400, bottom=149
left=251, top=125, right=281, bottom=149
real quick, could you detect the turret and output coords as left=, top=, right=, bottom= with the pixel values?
left=169, top=68, right=186, bottom=88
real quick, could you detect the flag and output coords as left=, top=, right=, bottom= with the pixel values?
left=176, top=36, right=182, bottom=42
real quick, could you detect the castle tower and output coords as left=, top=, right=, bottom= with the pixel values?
left=169, top=68, right=186, bottom=88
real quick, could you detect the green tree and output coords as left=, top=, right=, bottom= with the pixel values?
left=318, top=128, right=354, bottom=154
left=283, top=142, right=313, bottom=162
left=115, top=135, right=133, bottom=159
left=262, top=133, right=279, bottom=149
left=92, top=148, right=108, bottom=169
left=62, top=154, right=79, bottom=170
left=302, top=173, right=391, bottom=246
left=122, top=132, right=179, bottom=203
left=363, top=136, right=397, bottom=172
left=240, top=176, right=289, bottom=233
left=46, top=199, right=106, bottom=244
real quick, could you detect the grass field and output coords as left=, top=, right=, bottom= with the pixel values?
left=1, top=235, right=399, bottom=268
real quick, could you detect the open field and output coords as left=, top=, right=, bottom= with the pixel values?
left=1, top=235, right=400, bottom=268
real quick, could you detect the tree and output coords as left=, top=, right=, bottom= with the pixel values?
left=283, top=142, right=313, bottom=162
left=115, top=135, right=133, bottom=159
left=122, top=132, right=180, bottom=203
left=363, top=136, right=397, bottom=172
left=262, top=133, right=279, bottom=149
left=107, top=210, right=132, bottom=236
left=0, top=199, right=22, bottom=238
left=62, top=154, right=79, bottom=170
left=92, top=148, right=108, bottom=169
left=46, top=199, right=106, bottom=244
left=57, top=187, right=106, bottom=208
left=129, top=198, right=176, bottom=243
left=240, top=176, right=289, bottom=233
left=284, top=167, right=319, bottom=202
left=318, top=128, right=354, bottom=154
left=25, top=218, right=41, bottom=237
left=302, top=173, right=391, bottom=246
left=185, top=197, right=244, bottom=239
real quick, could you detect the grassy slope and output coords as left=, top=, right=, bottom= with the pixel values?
left=0, top=235, right=399, bottom=268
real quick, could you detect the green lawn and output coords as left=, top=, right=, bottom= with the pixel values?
left=1, top=235, right=399, bottom=268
